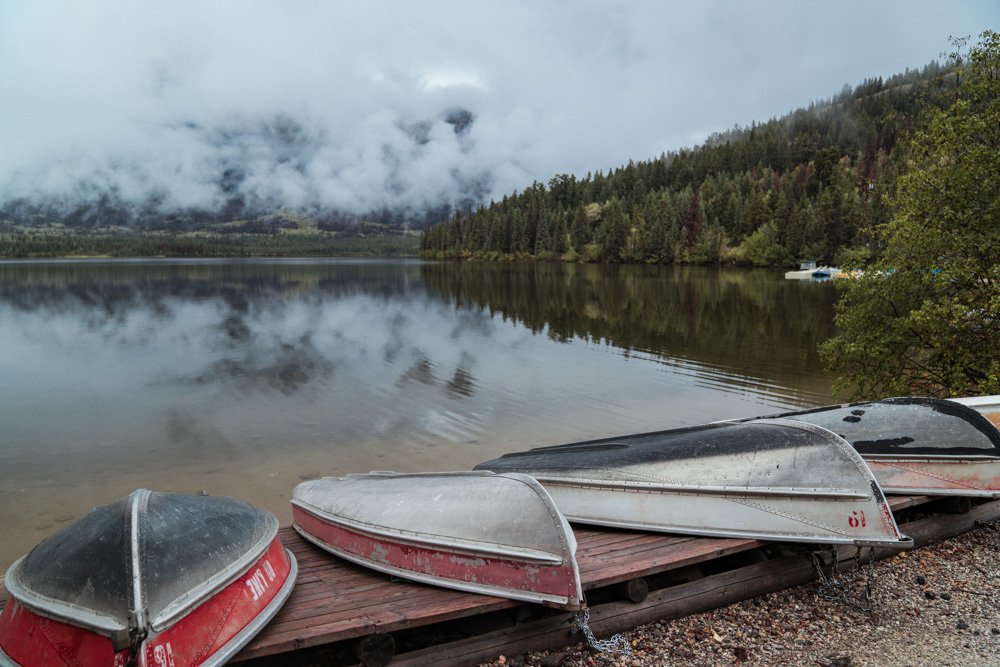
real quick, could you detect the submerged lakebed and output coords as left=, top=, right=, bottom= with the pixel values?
left=0, top=259, right=843, bottom=571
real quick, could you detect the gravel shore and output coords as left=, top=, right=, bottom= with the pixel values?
left=480, top=521, right=1000, bottom=667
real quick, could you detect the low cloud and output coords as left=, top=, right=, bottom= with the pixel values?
left=0, top=1, right=993, bottom=223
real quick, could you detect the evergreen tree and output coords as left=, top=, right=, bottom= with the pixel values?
left=741, top=188, right=771, bottom=240
left=597, top=199, right=628, bottom=262
left=682, top=188, right=703, bottom=249
left=533, top=211, right=553, bottom=255
left=570, top=205, right=590, bottom=252
left=551, top=211, right=569, bottom=255
left=488, top=210, right=509, bottom=254
left=648, top=194, right=677, bottom=264
left=629, top=203, right=649, bottom=261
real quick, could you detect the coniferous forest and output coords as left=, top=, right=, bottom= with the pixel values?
left=420, top=61, right=953, bottom=268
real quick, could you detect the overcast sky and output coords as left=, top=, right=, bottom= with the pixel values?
left=0, top=1, right=996, bottom=217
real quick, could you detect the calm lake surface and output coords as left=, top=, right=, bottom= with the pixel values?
left=0, top=258, right=843, bottom=570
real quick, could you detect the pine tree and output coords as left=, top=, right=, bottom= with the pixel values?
left=570, top=205, right=590, bottom=252
left=551, top=211, right=569, bottom=255
left=597, top=199, right=628, bottom=262
left=682, top=187, right=703, bottom=248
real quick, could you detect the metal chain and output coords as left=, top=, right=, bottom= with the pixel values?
left=810, top=545, right=879, bottom=614
left=572, top=608, right=633, bottom=656
left=124, top=631, right=144, bottom=667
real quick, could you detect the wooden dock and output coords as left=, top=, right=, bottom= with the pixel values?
left=237, top=523, right=770, bottom=662
left=3, top=494, right=999, bottom=666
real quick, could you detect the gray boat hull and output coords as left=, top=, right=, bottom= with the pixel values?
left=476, top=420, right=910, bottom=547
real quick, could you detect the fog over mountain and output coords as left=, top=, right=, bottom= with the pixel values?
left=0, top=1, right=995, bottom=226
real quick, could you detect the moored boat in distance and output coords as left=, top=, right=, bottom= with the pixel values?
left=784, top=260, right=842, bottom=280
left=291, top=471, right=583, bottom=609
left=738, top=397, right=1000, bottom=498
left=0, top=489, right=296, bottom=667
left=475, top=420, right=910, bottom=547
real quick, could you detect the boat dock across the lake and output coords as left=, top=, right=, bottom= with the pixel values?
left=3, top=494, right=998, bottom=667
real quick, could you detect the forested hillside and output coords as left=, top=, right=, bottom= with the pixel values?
left=421, top=61, right=953, bottom=267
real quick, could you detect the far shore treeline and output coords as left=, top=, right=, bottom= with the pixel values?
left=0, top=219, right=420, bottom=259
left=420, top=60, right=954, bottom=268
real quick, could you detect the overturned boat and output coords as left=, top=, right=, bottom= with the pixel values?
left=950, top=395, right=1000, bottom=429
left=739, top=397, right=1000, bottom=497
left=291, top=471, right=583, bottom=609
left=0, top=489, right=296, bottom=667
left=475, top=419, right=910, bottom=547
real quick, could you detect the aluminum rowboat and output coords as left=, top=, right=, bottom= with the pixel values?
left=291, top=471, right=583, bottom=609
left=0, top=489, right=296, bottom=667
left=475, top=419, right=910, bottom=547
left=740, top=397, right=1000, bottom=498
left=951, top=395, right=1000, bottom=429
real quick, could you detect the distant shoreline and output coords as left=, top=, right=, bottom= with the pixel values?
left=0, top=227, right=421, bottom=259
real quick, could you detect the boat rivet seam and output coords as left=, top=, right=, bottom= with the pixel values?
left=878, top=462, right=989, bottom=490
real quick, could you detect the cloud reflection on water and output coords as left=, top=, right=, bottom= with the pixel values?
left=0, top=259, right=839, bottom=486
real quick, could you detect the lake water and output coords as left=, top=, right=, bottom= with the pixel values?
left=0, top=258, right=843, bottom=571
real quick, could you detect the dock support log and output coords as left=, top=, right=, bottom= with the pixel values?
left=615, top=577, right=649, bottom=604
left=356, top=633, right=395, bottom=667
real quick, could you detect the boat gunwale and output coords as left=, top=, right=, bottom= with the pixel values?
left=195, top=546, right=298, bottom=667
left=551, top=512, right=913, bottom=547
left=291, top=513, right=583, bottom=609
left=525, top=476, right=872, bottom=500
left=2, top=557, right=123, bottom=634
left=865, top=485, right=1000, bottom=498
left=862, top=453, right=1000, bottom=462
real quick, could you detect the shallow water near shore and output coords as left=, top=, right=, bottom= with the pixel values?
left=0, top=259, right=843, bottom=572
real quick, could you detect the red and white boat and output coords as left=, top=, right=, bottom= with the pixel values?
left=0, top=489, right=296, bottom=667
left=292, top=471, right=583, bottom=609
